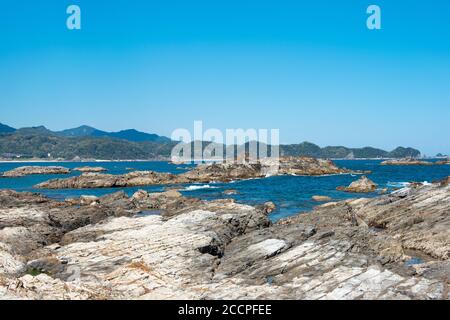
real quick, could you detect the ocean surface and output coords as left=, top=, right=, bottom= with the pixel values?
left=1, top=160, right=449, bottom=221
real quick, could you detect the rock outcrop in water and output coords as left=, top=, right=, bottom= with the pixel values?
left=1, top=179, right=449, bottom=299
left=73, top=166, right=107, bottom=173
left=36, top=171, right=182, bottom=189
left=278, top=157, right=355, bottom=176
left=337, top=176, right=378, bottom=193
left=1, top=166, right=70, bottom=177
left=380, top=159, right=433, bottom=166
left=436, top=158, right=450, bottom=165
left=35, top=157, right=360, bottom=189
left=312, top=195, right=332, bottom=202
left=181, top=162, right=266, bottom=182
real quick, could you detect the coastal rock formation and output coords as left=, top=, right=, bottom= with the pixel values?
left=312, top=195, right=332, bottom=202
left=181, top=163, right=265, bottom=183
left=278, top=157, right=355, bottom=176
left=73, top=166, right=107, bottom=173
left=35, top=157, right=361, bottom=189
left=436, top=158, right=450, bottom=165
left=438, top=176, right=450, bottom=186
left=36, top=171, right=183, bottom=189
left=381, top=159, right=433, bottom=166
left=261, top=201, right=276, bottom=214
left=1, top=166, right=70, bottom=177
left=337, top=176, right=378, bottom=193
left=1, top=178, right=449, bottom=299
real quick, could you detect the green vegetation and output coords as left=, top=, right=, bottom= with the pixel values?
left=0, top=131, right=176, bottom=160
left=280, top=142, right=420, bottom=159
left=0, top=130, right=421, bottom=160
left=26, top=267, right=45, bottom=276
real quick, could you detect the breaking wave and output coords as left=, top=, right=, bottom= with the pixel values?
left=183, top=184, right=218, bottom=191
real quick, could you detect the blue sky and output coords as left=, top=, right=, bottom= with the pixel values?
left=0, top=0, right=449, bottom=155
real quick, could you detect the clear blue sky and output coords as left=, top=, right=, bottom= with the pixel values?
left=0, top=0, right=449, bottom=155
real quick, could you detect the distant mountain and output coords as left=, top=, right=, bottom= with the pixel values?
left=0, top=133, right=176, bottom=160
left=0, top=122, right=422, bottom=160
left=58, top=125, right=107, bottom=137
left=57, top=125, right=171, bottom=143
left=387, top=147, right=421, bottom=158
left=0, top=123, right=16, bottom=133
left=15, top=126, right=55, bottom=136
left=108, top=129, right=171, bottom=143
left=280, top=142, right=420, bottom=159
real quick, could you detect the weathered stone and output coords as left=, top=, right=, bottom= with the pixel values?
left=80, top=195, right=99, bottom=206
left=277, top=157, right=357, bottom=176
left=312, top=195, right=332, bottom=202
left=36, top=171, right=182, bottom=189
left=381, top=159, right=433, bottom=166
left=2, top=166, right=70, bottom=177
left=262, top=202, right=276, bottom=214
left=0, top=180, right=448, bottom=300
left=35, top=157, right=363, bottom=189
left=73, top=166, right=107, bottom=173
left=436, top=158, right=450, bottom=165
left=337, top=176, right=377, bottom=193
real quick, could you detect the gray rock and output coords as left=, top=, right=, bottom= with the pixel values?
left=0, top=180, right=449, bottom=300
left=2, top=166, right=70, bottom=177
left=337, top=176, right=377, bottom=193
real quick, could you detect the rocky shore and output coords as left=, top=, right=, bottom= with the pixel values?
left=0, top=176, right=449, bottom=300
left=380, top=159, right=434, bottom=166
left=1, top=166, right=70, bottom=177
left=337, top=176, right=378, bottom=193
left=436, top=158, right=450, bottom=165
left=35, top=157, right=362, bottom=189
left=73, top=166, right=107, bottom=173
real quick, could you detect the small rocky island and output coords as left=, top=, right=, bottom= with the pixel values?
left=436, top=158, right=450, bottom=165
left=337, top=176, right=378, bottom=193
left=380, top=159, right=434, bottom=166
left=0, top=176, right=449, bottom=299
left=73, top=166, right=107, bottom=173
left=1, top=166, right=71, bottom=177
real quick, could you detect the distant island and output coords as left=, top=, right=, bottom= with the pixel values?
left=0, top=122, right=421, bottom=160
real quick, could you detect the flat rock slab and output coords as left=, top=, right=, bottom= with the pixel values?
left=2, top=166, right=70, bottom=177
left=0, top=181, right=449, bottom=300
left=73, top=166, right=107, bottom=173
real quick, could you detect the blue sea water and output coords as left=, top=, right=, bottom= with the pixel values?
left=1, top=160, right=449, bottom=221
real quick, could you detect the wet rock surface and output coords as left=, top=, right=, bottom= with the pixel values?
left=0, top=178, right=449, bottom=300
left=1, top=166, right=70, bottom=177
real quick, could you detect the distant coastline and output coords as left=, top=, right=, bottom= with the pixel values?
left=0, top=158, right=170, bottom=163
left=0, top=157, right=446, bottom=164
left=2, top=122, right=446, bottom=161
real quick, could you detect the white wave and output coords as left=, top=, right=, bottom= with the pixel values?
left=183, top=184, right=217, bottom=191
left=388, top=181, right=432, bottom=188
left=228, top=177, right=264, bottom=183
left=387, top=181, right=410, bottom=188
